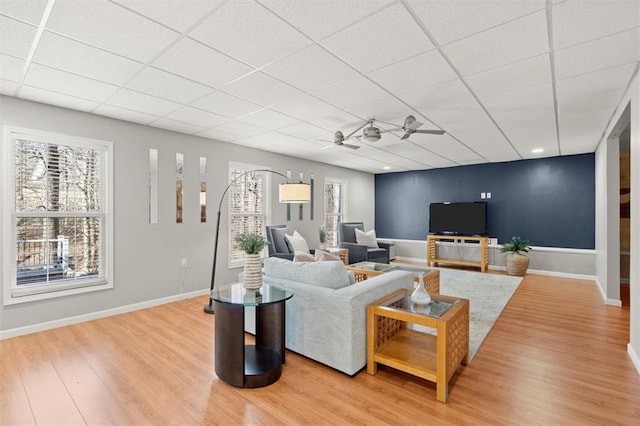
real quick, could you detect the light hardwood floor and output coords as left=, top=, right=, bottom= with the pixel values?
left=2, top=272, right=639, bottom=425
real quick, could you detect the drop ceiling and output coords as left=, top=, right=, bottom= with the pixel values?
left=1, top=0, right=638, bottom=174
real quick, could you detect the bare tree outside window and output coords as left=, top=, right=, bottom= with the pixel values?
left=324, top=178, right=346, bottom=246
left=7, top=130, right=112, bottom=301
left=228, top=165, right=269, bottom=266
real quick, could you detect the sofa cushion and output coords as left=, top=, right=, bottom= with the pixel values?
left=314, top=249, right=342, bottom=262
left=286, top=230, right=310, bottom=254
left=263, top=257, right=351, bottom=289
left=294, top=252, right=315, bottom=262
left=271, top=226, right=292, bottom=254
left=355, top=228, right=379, bottom=248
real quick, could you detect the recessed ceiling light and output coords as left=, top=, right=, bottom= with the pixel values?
left=531, top=148, right=544, bottom=154
left=382, top=166, right=391, bottom=170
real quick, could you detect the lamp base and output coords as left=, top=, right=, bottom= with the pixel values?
left=204, top=304, right=215, bottom=314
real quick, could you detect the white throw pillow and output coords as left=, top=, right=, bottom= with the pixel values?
left=355, top=228, right=379, bottom=248
left=294, top=252, right=315, bottom=262
left=314, top=249, right=341, bottom=262
left=285, top=230, right=310, bottom=254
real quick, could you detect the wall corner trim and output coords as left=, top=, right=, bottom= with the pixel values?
left=0, top=288, right=210, bottom=340
left=628, top=343, right=640, bottom=376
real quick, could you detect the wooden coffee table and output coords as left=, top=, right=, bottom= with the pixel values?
left=347, top=261, right=440, bottom=294
left=367, top=289, right=469, bottom=402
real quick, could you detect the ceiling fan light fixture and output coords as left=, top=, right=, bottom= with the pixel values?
left=362, top=126, right=381, bottom=142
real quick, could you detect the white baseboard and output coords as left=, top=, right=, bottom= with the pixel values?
left=593, top=276, right=623, bottom=307
left=394, top=256, right=597, bottom=281
left=629, top=343, right=640, bottom=376
left=0, top=288, right=210, bottom=340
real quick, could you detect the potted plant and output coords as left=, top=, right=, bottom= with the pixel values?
left=500, top=236, right=531, bottom=276
left=235, top=233, right=266, bottom=290
left=319, top=225, right=327, bottom=249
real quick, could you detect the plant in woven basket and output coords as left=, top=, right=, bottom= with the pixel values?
left=234, top=233, right=266, bottom=254
left=501, top=236, right=531, bottom=276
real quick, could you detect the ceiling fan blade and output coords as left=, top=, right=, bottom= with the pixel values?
left=414, top=129, right=446, bottom=135
left=408, top=120, right=423, bottom=131
left=342, top=143, right=360, bottom=150
left=400, top=132, right=410, bottom=140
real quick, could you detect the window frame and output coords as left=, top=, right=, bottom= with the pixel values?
left=323, top=176, right=348, bottom=247
left=2, top=126, right=114, bottom=306
left=227, top=161, right=271, bottom=269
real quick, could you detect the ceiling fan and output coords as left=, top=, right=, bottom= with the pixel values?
left=322, top=115, right=445, bottom=149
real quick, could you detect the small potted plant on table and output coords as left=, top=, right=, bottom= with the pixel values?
left=319, top=225, right=327, bottom=249
left=235, top=233, right=266, bottom=290
left=501, top=236, right=531, bottom=276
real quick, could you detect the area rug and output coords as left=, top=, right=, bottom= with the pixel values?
left=438, top=269, right=523, bottom=362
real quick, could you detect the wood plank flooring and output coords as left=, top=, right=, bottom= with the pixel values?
left=2, top=272, right=639, bottom=425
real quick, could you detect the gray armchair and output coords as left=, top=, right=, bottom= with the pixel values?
left=338, top=222, right=390, bottom=264
left=266, top=225, right=314, bottom=261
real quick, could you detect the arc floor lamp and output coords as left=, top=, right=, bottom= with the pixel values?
left=204, top=169, right=311, bottom=314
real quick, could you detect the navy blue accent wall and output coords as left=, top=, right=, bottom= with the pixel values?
left=375, top=154, right=595, bottom=249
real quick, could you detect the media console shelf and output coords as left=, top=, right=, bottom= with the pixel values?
left=427, top=235, right=489, bottom=272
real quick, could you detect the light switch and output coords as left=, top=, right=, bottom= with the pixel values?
left=487, top=192, right=492, bottom=199
left=481, top=192, right=486, bottom=199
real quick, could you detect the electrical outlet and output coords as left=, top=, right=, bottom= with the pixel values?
left=181, top=258, right=187, bottom=267
left=487, top=192, right=491, bottom=199
left=480, top=192, right=486, bottom=199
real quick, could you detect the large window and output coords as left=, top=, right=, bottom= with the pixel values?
left=228, top=162, right=270, bottom=267
left=3, top=127, right=113, bottom=305
left=323, top=177, right=347, bottom=246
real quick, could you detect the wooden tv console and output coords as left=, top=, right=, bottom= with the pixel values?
left=427, top=235, right=489, bottom=272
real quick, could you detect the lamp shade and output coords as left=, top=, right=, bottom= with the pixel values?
left=279, top=183, right=311, bottom=203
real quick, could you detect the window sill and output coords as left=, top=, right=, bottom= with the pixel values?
left=4, top=280, right=113, bottom=306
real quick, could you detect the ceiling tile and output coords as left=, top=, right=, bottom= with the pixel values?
left=559, top=107, right=614, bottom=153
left=240, top=109, right=301, bottom=130
left=1, top=79, right=18, bottom=95
left=481, top=82, right=554, bottom=115
left=93, top=104, right=158, bottom=125
left=493, top=106, right=558, bottom=156
left=263, top=44, right=359, bottom=93
left=196, top=127, right=243, bottom=142
left=553, top=0, right=640, bottom=50
left=46, top=0, right=179, bottom=62
left=0, top=53, right=25, bottom=82
left=0, top=0, right=49, bottom=25
left=111, top=0, right=221, bottom=33
left=465, top=54, right=552, bottom=98
left=408, top=0, right=545, bottom=45
left=442, top=11, right=548, bottom=76
left=554, top=29, right=638, bottom=79
left=313, top=76, right=390, bottom=110
left=126, top=67, right=212, bottom=104
left=106, top=88, right=182, bottom=116
left=0, top=16, right=37, bottom=58
left=367, top=50, right=458, bottom=95
left=321, top=3, right=435, bottom=74
left=278, top=122, right=331, bottom=140
left=271, top=93, right=344, bottom=121
left=152, top=38, right=253, bottom=88
left=149, top=118, right=205, bottom=135
left=164, top=106, right=228, bottom=128
left=33, top=32, right=143, bottom=85
left=559, top=89, right=624, bottom=116
left=420, top=100, right=486, bottom=126
left=412, top=134, right=484, bottom=163
left=214, top=120, right=269, bottom=138
left=20, top=85, right=99, bottom=111
left=345, top=97, right=411, bottom=123
left=24, top=63, right=119, bottom=102
left=556, top=63, right=637, bottom=100
left=260, top=0, right=394, bottom=41
left=400, top=79, right=474, bottom=112
left=188, top=0, right=312, bottom=68
left=192, top=90, right=263, bottom=118
left=222, top=71, right=305, bottom=107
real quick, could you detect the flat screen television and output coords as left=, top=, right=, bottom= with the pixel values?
left=429, top=202, right=487, bottom=236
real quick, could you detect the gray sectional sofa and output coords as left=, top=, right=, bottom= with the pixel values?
left=245, top=257, right=414, bottom=375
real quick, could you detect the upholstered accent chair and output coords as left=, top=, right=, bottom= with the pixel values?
left=265, top=225, right=314, bottom=260
left=338, top=222, right=391, bottom=264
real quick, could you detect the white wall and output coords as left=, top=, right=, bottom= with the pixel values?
left=0, top=96, right=375, bottom=333
left=595, top=70, right=639, bottom=373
